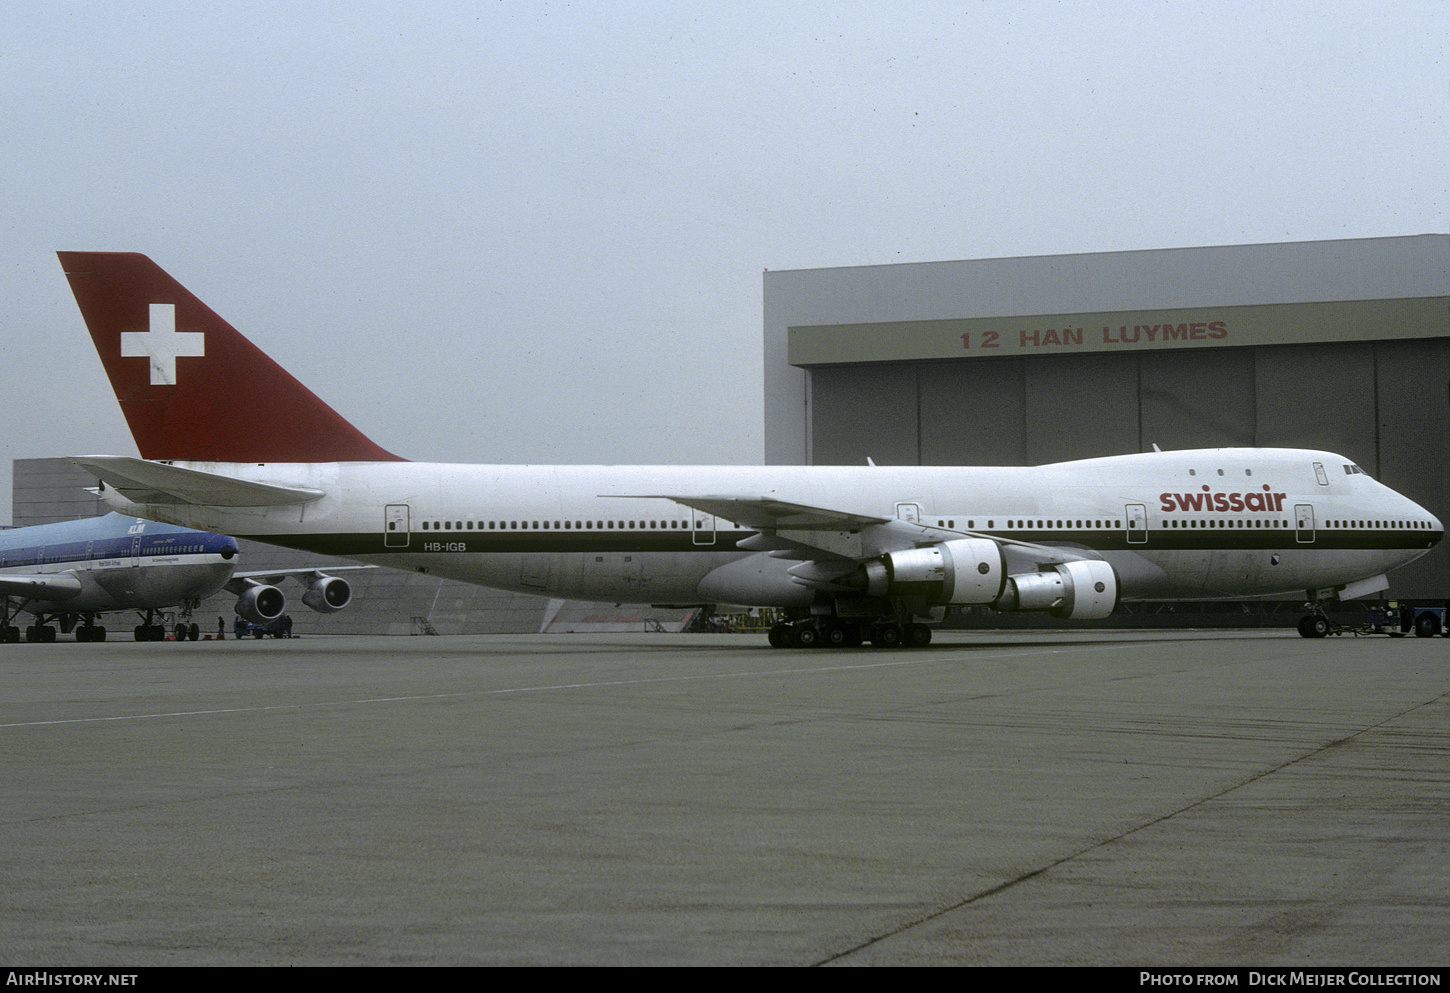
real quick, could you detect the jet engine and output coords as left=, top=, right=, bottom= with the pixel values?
left=302, top=575, right=352, bottom=613
left=993, top=559, right=1119, bottom=620
left=862, top=538, right=1007, bottom=605
left=856, top=541, right=1118, bottom=620
left=234, top=584, right=286, bottom=625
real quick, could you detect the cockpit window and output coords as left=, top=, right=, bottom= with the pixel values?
left=1344, top=464, right=1369, bottom=477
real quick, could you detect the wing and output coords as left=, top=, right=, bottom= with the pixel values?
left=616, top=494, right=889, bottom=532
left=68, top=455, right=323, bottom=507
left=0, top=572, right=83, bottom=601
left=224, top=565, right=375, bottom=594
left=627, top=493, right=1105, bottom=594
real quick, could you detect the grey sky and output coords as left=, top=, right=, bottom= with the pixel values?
left=3, top=1, right=1446, bottom=522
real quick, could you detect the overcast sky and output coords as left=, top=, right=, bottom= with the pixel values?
left=3, top=0, right=1446, bottom=522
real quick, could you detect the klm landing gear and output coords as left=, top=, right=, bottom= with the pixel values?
left=25, top=624, right=57, bottom=643
left=1, top=598, right=25, bottom=643
left=75, top=623, right=107, bottom=642
left=133, top=609, right=166, bottom=641
left=768, top=618, right=933, bottom=649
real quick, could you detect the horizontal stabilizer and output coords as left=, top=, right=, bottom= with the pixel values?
left=68, top=455, right=325, bottom=507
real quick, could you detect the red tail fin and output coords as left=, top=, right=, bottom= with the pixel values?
left=58, top=252, right=402, bottom=462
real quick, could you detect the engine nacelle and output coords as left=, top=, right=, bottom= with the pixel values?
left=864, top=538, right=1007, bottom=605
left=994, top=559, right=1119, bottom=620
left=302, top=576, right=352, bottom=613
left=234, top=584, right=286, bottom=625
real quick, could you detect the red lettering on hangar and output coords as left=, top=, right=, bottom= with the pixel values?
left=1159, top=484, right=1287, bottom=513
left=1103, top=321, right=1227, bottom=344
left=1018, top=327, right=1085, bottom=347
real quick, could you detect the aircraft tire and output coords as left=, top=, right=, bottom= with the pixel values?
left=1308, top=616, right=1330, bottom=638
left=823, top=624, right=849, bottom=648
left=791, top=625, right=820, bottom=649
left=174, top=624, right=188, bottom=642
left=767, top=624, right=791, bottom=648
left=94, top=626, right=106, bottom=642
left=906, top=623, right=933, bottom=647
left=871, top=624, right=903, bottom=648
left=1414, top=612, right=1441, bottom=638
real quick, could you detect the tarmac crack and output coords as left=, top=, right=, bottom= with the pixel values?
left=811, top=688, right=1450, bottom=966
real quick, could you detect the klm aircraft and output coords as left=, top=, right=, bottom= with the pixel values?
left=0, top=512, right=359, bottom=642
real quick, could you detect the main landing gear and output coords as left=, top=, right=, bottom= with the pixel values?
left=767, top=618, right=934, bottom=649
left=135, top=606, right=200, bottom=642
left=0, top=597, right=21, bottom=643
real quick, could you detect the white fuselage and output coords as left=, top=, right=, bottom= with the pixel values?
left=96, top=448, right=1442, bottom=608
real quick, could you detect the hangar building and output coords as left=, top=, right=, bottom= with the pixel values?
left=763, top=235, right=1450, bottom=598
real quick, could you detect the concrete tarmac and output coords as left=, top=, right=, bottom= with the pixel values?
left=0, top=630, right=1445, bottom=966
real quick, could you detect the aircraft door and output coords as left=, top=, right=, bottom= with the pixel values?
left=895, top=502, right=921, bottom=523
left=692, top=513, right=716, bottom=545
left=125, top=536, right=142, bottom=596
left=1295, top=504, right=1316, bottom=543
left=384, top=504, right=410, bottom=547
left=1126, top=504, right=1148, bottom=544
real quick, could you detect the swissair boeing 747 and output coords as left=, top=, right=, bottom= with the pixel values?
left=56, top=252, right=1442, bottom=646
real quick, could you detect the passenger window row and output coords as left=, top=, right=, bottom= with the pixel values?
left=419, top=519, right=695, bottom=532
left=933, top=519, right=1122, bottom=530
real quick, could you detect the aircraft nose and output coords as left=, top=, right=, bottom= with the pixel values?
left=1415, top=501, right=1444, bottom=545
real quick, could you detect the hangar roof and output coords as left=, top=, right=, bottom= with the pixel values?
left=766, top=235, right=1450, bottom=366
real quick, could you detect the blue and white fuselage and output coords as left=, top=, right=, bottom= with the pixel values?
left=0, top=513, right=238, bottom=641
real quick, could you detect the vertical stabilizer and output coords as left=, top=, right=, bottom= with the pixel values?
left=58, top=252, right=402, bottom=463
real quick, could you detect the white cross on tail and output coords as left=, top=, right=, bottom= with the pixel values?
left=120, top=304, right=206, bottom=386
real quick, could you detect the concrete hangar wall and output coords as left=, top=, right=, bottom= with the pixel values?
left=762, top=234, right=1450, bottom=599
